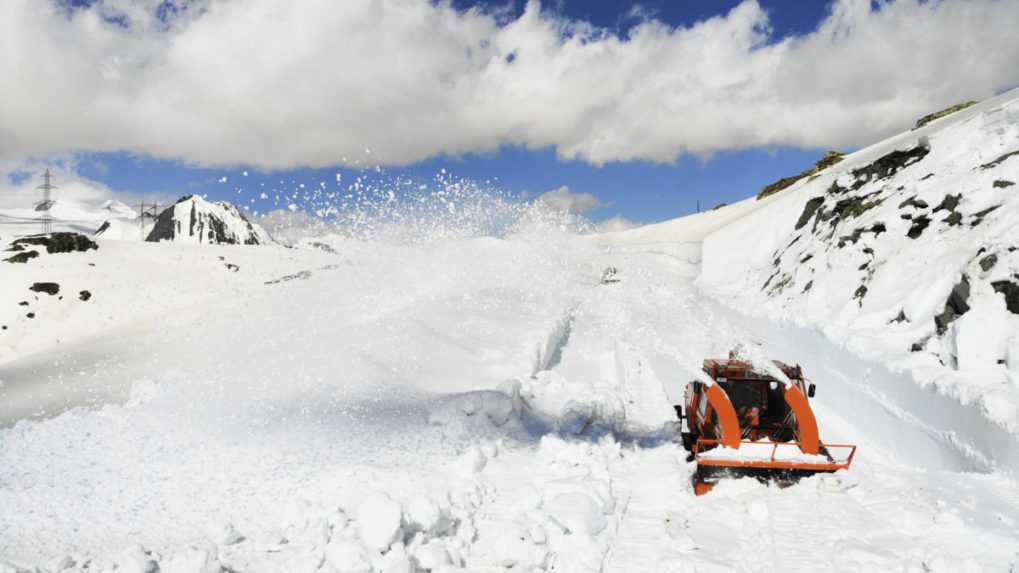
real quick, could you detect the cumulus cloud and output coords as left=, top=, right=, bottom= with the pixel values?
left=2, top=0, right=1018, bottom=169
left=534, top=186, right=602, bottom=214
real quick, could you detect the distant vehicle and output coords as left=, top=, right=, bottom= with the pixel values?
left=675, top=355, right=856, bottom=495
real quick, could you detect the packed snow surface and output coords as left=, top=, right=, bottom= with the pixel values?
left=3, top=93, right=1019, bottom=571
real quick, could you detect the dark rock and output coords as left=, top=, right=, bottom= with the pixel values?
left=862, top=247, right=874, bottom=255
left=850, top=145, right=930, bottom=186
left=913, top=101, right=978, bottom=129
left=18, top=301, right=28, bottom=306
left=943, top=212, right=963, bottom=226
left=899, top=196, right=929, bottom=209
left=991, top=281, right=1019, bottom=315
left=907, top=216, right=931, bottom=239
left=992, top=180, right=1014, bottom=189
left=29, top=282, right=60, bottom=296
left=265, top=270, right=314, bottom=285
left=800, top=254, right=813, bottom=264
left=970, top=205, right=1001, bottom=227
left=933, top=194, right=961, bottom=213
left=26, top=312, right=35, bottom=319
left=78, top=290, right=92, bottom=302
left=980, top=150, right=1019, bottom=170
left=10, top=233, right=98, bottom=254
left=830, top=194, right=884, bottom=222
left=920, top=173, right=935, bottom=181
left=979, top=253, right=998, bottom=272
left=853, top=285, right=868, bottom=304
left=95, top=221, right=111, bottom=235
left=934, top=276, right=970, bottom=334
left=795, top=197, right=826, bottom=230
left=600, top=267, right=620, bottom=285
left=307, top=241, right=338, bottom=254
left=838, top=223, right=887, bottom=247
left=858, top=262, right=869, bottom=271
left=225, top=263, right=240, bottom=272
left=910, top=341, right=925, bottom=352
left=826, top=180, right=849, bottom=195
left=900, top=214, right=913, bottom=220
left=757, top=151, right=845, bottom=199
left=802, top=280, right=813, bottom=293
left=4, top=250, right=40, bottom=264
left=890, top=310, right=908, bottom=324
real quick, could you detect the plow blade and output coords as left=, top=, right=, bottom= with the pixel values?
left=692, top=439, right=856, bottom=495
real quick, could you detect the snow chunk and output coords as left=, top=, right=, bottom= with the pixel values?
left=412, top=541, right=451, bottom=571
left=111, top=545, right=158, bottom=573
left=454, top=446, right=488, bottom=474
left=405, top=497, right=447, bottom=535
left=542, top=492, right=606, bottom=536
left=325, top=539, right=372, bottom=572
left=356, top=494, right=403, bottom=551
left=206, top=522, right=243, bottom=546
left=428, top=389, right=520, bottom=436
left=163, top=545, right=219, bottom=573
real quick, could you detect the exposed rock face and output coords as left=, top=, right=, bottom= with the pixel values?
left=10, top=233, right=99, bottom=254
left=757, top=151, right=845, bottom=200
left=29, top=282, right=60, bottom=296
left=146, top=196, right=273, bottom=245
left=913, top=101, right=977, bottom=130
left=5, top=233, right=98, bottom=263
left=934, top=276, right=970, bottom=334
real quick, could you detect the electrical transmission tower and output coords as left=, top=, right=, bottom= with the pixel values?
left=35, top=169, right=57, bottom=234
left=137, top=202, right=160, bottom=240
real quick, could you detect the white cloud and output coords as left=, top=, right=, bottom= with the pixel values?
left=2, top=0, right=1019, bottom=169
left=535, top=186, right=601, bottom=214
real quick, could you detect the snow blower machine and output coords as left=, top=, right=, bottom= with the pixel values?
left=675, top=355, right=856, bottom=495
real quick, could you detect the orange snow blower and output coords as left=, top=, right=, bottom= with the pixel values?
left=675, top=356, right=856, bottom=495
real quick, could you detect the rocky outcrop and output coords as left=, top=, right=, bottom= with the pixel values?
left=757, top=151, right=845, bottom=200
left=146, top=196, right=273, bottom=245
left=5, top=233, right=98, bottom=263
left=913, top=101, right=977, bottom=130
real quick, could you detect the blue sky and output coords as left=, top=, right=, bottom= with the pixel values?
left=56, top=0, right=833, bottom=224
left=11, top=0, right=1019, bottom=225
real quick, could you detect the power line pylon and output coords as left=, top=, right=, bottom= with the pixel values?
left=137, top=202, right=160, bottom=240
left=35, top=169, right=57, bottom=234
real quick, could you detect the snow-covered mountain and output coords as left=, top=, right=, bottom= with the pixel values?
left=145, top=195, right=273, bottom=245
left=0, top=198, right=137, bottom=240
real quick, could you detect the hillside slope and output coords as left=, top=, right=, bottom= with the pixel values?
left=699, top=87, right=1019, bottom=436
